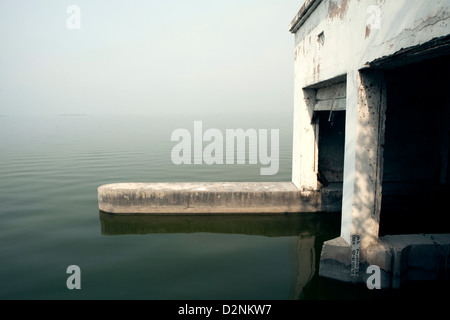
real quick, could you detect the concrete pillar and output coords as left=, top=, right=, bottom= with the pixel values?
left=292, top=88, right=318, bottom=190
left=340, top=69, right=387, bottom=249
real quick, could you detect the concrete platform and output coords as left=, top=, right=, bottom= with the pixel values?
left=319, top=234, right=450, bottom=288
left=97, top=182, right=342, bottom=215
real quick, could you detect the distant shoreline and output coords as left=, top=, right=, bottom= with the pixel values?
left=57, top=114, right=88, bottom=117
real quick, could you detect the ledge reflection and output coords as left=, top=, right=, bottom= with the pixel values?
left=99, top=212, right=340, bottom=237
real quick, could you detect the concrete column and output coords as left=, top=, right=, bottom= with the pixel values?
left=292, top=88, right=318, bottom=190
left=341, top=69, right=387, bottom=249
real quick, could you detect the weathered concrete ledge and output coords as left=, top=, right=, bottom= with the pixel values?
left=97, top=182, right=342, bottom=215
left=319, top=234, right=450, bottom=289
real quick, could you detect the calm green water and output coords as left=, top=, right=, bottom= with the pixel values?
left=0, top=112, right=440, bottom=300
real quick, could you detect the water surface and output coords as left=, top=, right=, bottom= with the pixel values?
left=0, top=112, right=438, bottom=300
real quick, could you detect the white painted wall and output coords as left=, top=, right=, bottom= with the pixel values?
left=291, top=0, right=450, bottom=247
left=292, top=0, right=450, bottom=88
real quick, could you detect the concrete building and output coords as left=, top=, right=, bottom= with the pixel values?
left=289, top=0, right=450, bottom=287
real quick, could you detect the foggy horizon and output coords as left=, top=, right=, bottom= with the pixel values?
left=0, top=1, right=303, bottom=116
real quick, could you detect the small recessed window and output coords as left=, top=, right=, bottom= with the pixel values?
left=317, top=31, right=325, bottom=48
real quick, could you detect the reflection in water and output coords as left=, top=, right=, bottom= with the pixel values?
left=99, top=212, right=340, bottom=299
left=289, top=235, right=316, bottom=299
left=99, top=212, right=327, bottom=237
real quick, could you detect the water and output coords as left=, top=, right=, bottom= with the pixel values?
left=0, top=112, right=442, bottom=300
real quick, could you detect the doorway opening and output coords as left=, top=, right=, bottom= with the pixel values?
left=379, top=54, right=450, bottom=235
left=316, top=110, right=346, bottom=188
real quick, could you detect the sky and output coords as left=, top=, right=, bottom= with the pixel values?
left=0, top=0, right=303, bottom=116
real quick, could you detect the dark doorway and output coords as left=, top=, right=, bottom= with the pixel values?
left=379, top=54, right=450, bottom=235
left=317, top=110, right=346, bottom=187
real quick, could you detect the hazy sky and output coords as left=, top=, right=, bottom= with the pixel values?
left=0, top=1, right=303, bottom=116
